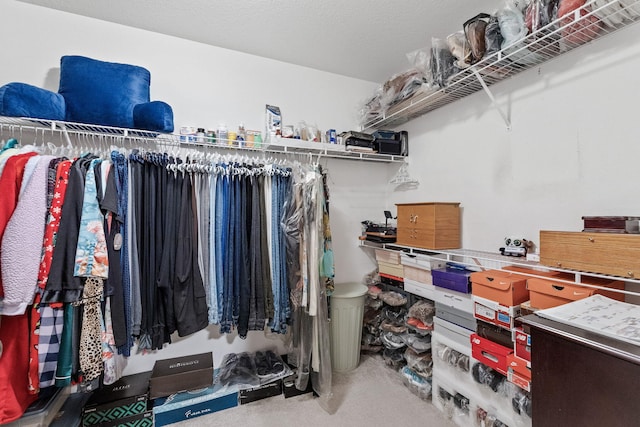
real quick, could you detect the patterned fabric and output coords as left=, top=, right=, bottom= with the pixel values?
left=30, top=159, right=71, bottom=391
left=76, top=277, right=105, bottom=383
left=101, top=297, right=120, bottom=385
left=36, top=306, right=64, bottom=388
left=74, top=159, right=109, bottom=278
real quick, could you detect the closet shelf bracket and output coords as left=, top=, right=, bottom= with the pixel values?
left=472, top=68, right=511, bottom=131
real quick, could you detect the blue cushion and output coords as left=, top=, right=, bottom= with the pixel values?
left=59, top=55, right=150, bottom=129
left=134, top=101, right=174, bottom=133
left=0, top=82, right=65, bottom=121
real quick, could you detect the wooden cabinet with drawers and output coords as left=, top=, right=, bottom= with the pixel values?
left=395, top=202, right=460, bottom=249
left=540, top=230, right=640, bottom=278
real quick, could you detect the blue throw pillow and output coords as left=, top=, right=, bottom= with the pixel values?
left=59, top=55, right=150, bottom=129
left=0, top=82, right=65, bottom=121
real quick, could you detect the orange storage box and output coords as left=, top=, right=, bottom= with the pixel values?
left=470, top=270, right=530, bottom=307
left=527, top=276, right=625, bottom=310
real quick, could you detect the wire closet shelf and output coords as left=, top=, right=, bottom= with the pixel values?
left=0, top=116, right=405, bottom=163
left=363, top=0, right=640, bottom=131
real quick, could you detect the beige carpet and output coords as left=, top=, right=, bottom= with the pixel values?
left=172, top=354, right=456, bottom=427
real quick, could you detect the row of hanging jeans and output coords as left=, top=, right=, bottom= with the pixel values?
left=125, top=151, right=298, bottom=350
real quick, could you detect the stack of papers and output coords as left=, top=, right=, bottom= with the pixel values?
left=536, top=295, right=640, bottom=346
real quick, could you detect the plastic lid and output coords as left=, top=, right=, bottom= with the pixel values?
left=332, top=282, right=368, bottom=298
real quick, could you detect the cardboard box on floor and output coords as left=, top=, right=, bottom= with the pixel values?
left=82, top=371, right=151, bottom=426
left=150, top=352, right=214, bottom=399
left=152, top=378, right=238, bottom=427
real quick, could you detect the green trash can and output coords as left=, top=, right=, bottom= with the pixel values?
left=330, top=282, right=368, bottom=372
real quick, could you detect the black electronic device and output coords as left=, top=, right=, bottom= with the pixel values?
left=373, top=130, right=409, bottom=156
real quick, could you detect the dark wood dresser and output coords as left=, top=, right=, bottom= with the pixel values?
left=520, top=314, right=640, bottom=427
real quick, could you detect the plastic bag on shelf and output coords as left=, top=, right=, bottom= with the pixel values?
left=464, top=13, right=492, bottom=63
left=557, top=0, right=602, bottom=46
left=446, top=31, right=473, bottom=69
left=379, top=68, right=426, bottom=110
left=406, top=46, right=432, bottom=78
left=358, top=88, right=384, bottom=127
left=525, top=0, right=560, bottom=33
left=431, top=37, right=458, bottom=88
left=498, top=0, right=545, bottom=66
left=484, top=15, right=504, bottom=57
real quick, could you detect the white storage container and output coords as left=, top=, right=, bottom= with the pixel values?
left=330, top=282, right=368, bottom=372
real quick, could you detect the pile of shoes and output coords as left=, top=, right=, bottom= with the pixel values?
left=218, top=350, right=292, bottom=389
left=362, top=285, right=384, bottom=353
left=400, top=299, right=435, bottom=399
left=378, top=292, right=409, bottom=368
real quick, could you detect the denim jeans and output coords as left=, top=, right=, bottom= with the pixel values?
left=208, top=173, right=218, bottom=324
left=214, top=170, right=226, bottom=325
left=237, top=174, right=251, bottom=339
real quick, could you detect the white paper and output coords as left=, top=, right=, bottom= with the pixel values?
left=535, top=295, right=640, bottom=346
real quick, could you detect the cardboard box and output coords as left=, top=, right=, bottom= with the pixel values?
left=379, top=273, right=404, bottom=289
left=433, top=286, right=474, bottom=314
left=100, top=410, right=153, bottom=427
left=433, top=316, right=473, bottom=351
left=238, top=380, right=283, bottom=404
left=403, top=266, right=433, bottom=285
left=152, top=380, right=238, bottom=427
left=506, top=354, right=531, bottom=392
left=527, top=276, right=625, bottom=310
left=470, top=270, right=529, bottom=307
left=400, top=253, right=447, bottom=271
left=378, top=261, right=404, bottom=278
left=476, top=320, right=514, bottom=349
left=432, top=266, right=472, bottom=294
left=472, top=295, right=521, bottom=330
left=471, top=333, right=513, bottom=376
left=83, top=371, right=151, bottom=426
left=435, top=302, right=477, bottom=332
left=404, top=278, right=436, bottom=300
left=150, top=352, right=214, bottom=399
left=514, top=328, right=531, bottom=365
left=375, top=249, right=400, bottom=264
left=282, top=373, right=315, bottom=399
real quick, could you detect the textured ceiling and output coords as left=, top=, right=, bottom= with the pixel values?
left=19, top=0, right=502, bottom=83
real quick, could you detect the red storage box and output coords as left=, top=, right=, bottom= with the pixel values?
left=514, top=328, right=531, bottom=365
left=506, top=353, right=531, bottom=392
left=470, top=270, right=529, bottom=307
left=471, top=333, right=513, bottom=376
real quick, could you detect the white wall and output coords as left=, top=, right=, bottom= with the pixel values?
left=390, top=23, right=640, bottom=258
left=1, top=0, right=389, bottom=373
left=10, top=1, right=637, bottom=376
